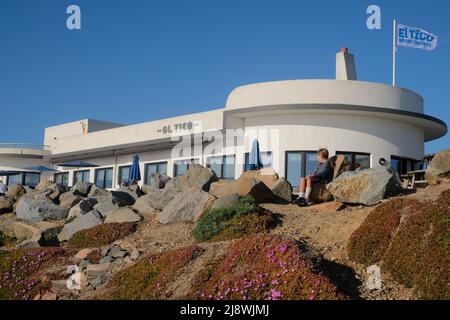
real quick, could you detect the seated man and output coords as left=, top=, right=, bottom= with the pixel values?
left=295, top=148, right=333, bottom=206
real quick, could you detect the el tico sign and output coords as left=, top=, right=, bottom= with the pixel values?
left=157, top=121, right=197, bottom=134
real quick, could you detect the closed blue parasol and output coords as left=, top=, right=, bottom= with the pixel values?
left=128, top=154, right=141, bottom=183
left=25, top=166, right=58, bottom=172
left=247, top=139, right=263, bottom=171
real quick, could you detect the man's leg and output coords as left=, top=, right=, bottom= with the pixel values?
left=305, top=177, right=313, bottom=201
left=298, top=178, right=306, bottom=198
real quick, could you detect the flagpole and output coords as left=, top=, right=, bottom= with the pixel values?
left=392, top=19, right=397, bottom=86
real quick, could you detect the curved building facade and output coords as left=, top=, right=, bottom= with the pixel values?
left=0, top=49, right=447, bottom=190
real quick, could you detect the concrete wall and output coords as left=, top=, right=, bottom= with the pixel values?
left=226, top=80, right=424, bottom=114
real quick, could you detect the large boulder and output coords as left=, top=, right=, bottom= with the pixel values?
left=239, top=168, right=279, bottom=189
left=0, top=218, right=63, bottom=248
left=6, top=184, right=26, bottom=201
left=0, top=196, right=14, bottom=214
left=269, top=178, right=293, bottom=203
left=104, top=208, right=142, bottom=224
left=309, top=184, right=333, bottom=204
left=210, top=176, right=275, bottom=204
left=172, top=164, right=218, bottom=192
left=89, top=185, right=134, bottom=207
left=35, top=180, right=54, bottom=191
left=149, top=174, right=171, bottom=190
left=68, top=198, right=98, bottom=219
left=426, top=149, right=450, bottom=185
left=16, top=197, right=70, bottom=221
left=326, top=166, right=402, bottom=206
left=157, top=189, right=215, bottom=224
left=212, top=194, right=241, bottom=210
left=133, top=195, right=157, bottom=214
left=94, top=200, right=119, bottom=218
left=71, top=182, right=94, bottom=196
left=139, top=187, right=180, bottom=211
left=59, top=191, right=83, bottom=208
left=115, top=187, right=140, bottom=202
left=58, top=210, right=103, bottom=242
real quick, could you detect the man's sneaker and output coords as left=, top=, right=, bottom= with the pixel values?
left=294, top=197, right=308, bottom=207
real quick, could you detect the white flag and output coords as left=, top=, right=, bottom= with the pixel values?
left=397, top=23, right=438, bottom=51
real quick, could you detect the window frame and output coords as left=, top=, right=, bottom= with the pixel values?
left=390, top=156, right=420, bottom=176
left=284, top=150, right=319, bottom=188
left=173, top=158, right=199, bottom=177
left=54, top=172, right=69, bottom=188
left=336, top=151, right=371, bottom=170
left=72, top=169, right=90, bottom=185
left=6, top=172, right=41, bottom=188
left=206, top=155, right=236, bottom=180
left=94, top=167, right=114, bottom=189
left=143, top=161, right=168, bottom=185
left=118, top=165, right=132, bottom=186
left=243, top=151, right=273, bottom=172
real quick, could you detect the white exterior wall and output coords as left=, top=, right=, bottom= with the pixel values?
left=240, top=113, right=424, bottom=177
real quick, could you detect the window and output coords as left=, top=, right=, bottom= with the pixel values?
left=7, top=172, right=41, bottom=188
left=95, top=167, right=113, bottom=189
left=54, top=172, right=69, bottom=188
left=118, top=166, right=131, bottom=186
left=144, top=162, right=168, bottom=185
left=73, top=170, right=90, bottom=184
left=206, top=155, right=235, bottom=180
left=391, top=156, right=419, bottom=176
left=244, top=151, right=272, bottom=171
left=336, top=152, right=371, bottom=171
left=285, top=151, right=319, bottom=188
left=173, top=159, right=199, bottom=177
left=24, top=173, right=41, bottom=188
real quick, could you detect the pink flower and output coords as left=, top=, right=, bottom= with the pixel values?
left=270, top=289, right=283, bottom=300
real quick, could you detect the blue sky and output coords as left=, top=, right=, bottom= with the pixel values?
left=0, top=0, right=448, bottom=153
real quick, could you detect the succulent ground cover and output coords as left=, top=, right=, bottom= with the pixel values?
left=101, top=245, right=203, bottom=300
left=193, top=196, right=276, bottom=242
left=0, top=248, right=70, bottom=300
left=188, top=234, right=346, bottom=300
left=67, top=222, right=137, bottom=249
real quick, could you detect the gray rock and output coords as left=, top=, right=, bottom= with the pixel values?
left=93, top=200, right=118, bottom=218
left=109, top=247, right=127, bottom=258
left=111, top=190, right=136, bottom=206
left=170, top=164, right=218, bottom=192
left=85, top=263, right=110, bottom=282
left=71, top=182, right=94, bottom=196
left=426, top=149, right=450, bottom=185
left=140, top=187, right=180, bottom=211
left=100, top=256, right=114, bottom=264
left=270, top=178, right=293, bottom=203
left=58, top=210, right=103, bottom=242
left=104, top=207, right=142, bottom=224
left=133, top=195, right=157, bottom=214
left=212, top=194, right=241, bottom=210
left=0, top=196, right=14, bottom=214
left=68, top=198, right=98, bottom=219
left=79, top=259, right=90, bottom=271
left=0, top=218, right=63, bottom=248
left=5, top=184, right=26, bottom=201
left=59, top=192, right=83, bottom=208
left=326, top=166, right=402, bottom=206
left=16, top=197, right=70, bottom=222
left=157, top=189, right=215, bottom=224
left=150, top=173, right=171, bottom=190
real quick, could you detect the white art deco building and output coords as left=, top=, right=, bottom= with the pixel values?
left=0, top=49, right=447, bottom=191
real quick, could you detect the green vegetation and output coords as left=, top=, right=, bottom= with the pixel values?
left=193, top=196, right=275, bottom=242
left=0, top=231, right=16, bottom=247
left=68, top=222, right=137, bottom=249
left=101, top=245, right=203, bottom=300
left=188, top=234, right=346, bottom=300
